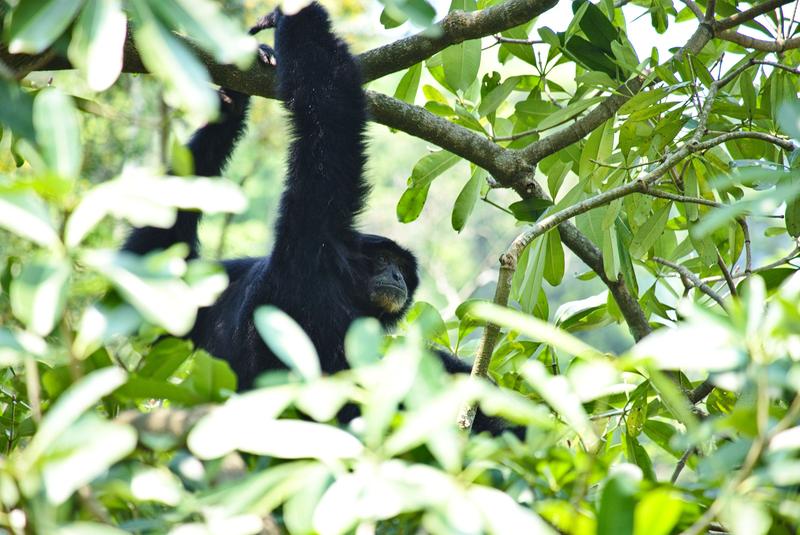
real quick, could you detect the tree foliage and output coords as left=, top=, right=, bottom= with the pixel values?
left=0, top=0, right=800, bottom=533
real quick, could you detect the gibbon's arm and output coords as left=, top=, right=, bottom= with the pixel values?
left=269, top=3, right=370, bottom=260
left=123, top=89, right=251, bottom=259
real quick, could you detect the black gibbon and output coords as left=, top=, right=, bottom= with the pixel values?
left=124, top=3, right=521, bottom=438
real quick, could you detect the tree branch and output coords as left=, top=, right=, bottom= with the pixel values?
left=359, top=0, right=558, bottom=81
left=654, top=257, right=728, bottom=309
left=717, top=30, right=800, bottom=51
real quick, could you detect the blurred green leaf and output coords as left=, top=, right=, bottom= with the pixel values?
left=147, top=0, right=255, bottom=67
left=33, top=88, right=82, bottom=180
left=188, top=387, right=296, bottom=459
left=0, top=191, right=60, bottom=248
left=470, top=485, right=558, bottom=535
left=345, top=318, right=384, bottom=368
left=67, top=0, right=128, bottom=91
left=10, top=255, right=71, bottom=336
left=6, top=0, right=84, bottom=54
left=522, top=360, right=599, bottom=449
left=633, top=489, right=682, bottom=535
left=41, top=414, right=136, bottom=504
left=129, top=0, right=218, bottom=122
left=21, top=367, right=127, bottom=468
left=65, top=169, right=246, bottom=248
left=0, top=79, right=35, bottom=141
left=470, top=302, right=603, bottom=359
left=81, top=249, right=201, bottom=336
left=598, top=466, right=639, bottom=535
left=254, top=306, right=321, bottom=381
left=183, top=351, right=237, bottom=401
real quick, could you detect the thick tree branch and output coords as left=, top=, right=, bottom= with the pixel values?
left=717, top=30, right=800, bottom=51
left=360, top=0, right=558, bottom=81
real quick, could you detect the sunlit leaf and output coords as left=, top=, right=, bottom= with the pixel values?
left=65, top=168, right=246, bottom=248
left=129, top=0, right=217, bottom=122
left=68, top=0, right=128, bottom=91
left=147, top=0, right=256, bottom=67
left=41, top=414, right=136, bottom=504
left=254, top=306, right=321, bottom=381
left=33, top=88, right=82, bottom=179
left=21, top=367, right=127, bottom=467
left=9, top=255, right=71, bottom=336
left=7, top=0, right=84, bottom=54
left=0, top=191, right=60, bottom=248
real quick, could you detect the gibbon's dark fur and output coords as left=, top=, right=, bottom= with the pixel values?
left=123, top=3, right=521, bottom=438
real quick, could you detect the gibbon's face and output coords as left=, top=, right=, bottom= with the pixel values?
left=367, top=251, right=409, bottom=314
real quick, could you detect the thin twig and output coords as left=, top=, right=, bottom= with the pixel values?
left=739, top=218, right=752, bottom=276
left=716, top=251, right=737, bottom=296
left=492, top=35, right=544, bottom=45
left=671, top=446, right=695, bottom=483
left=702, top=244, right=800, bottom=283
left=654, top=257, right=728, bottom=310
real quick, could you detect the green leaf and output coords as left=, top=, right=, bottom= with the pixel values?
left=403, top=301, right=450, bottom=347
left=543, top=229, right=564, bottom=286
left=441, top=0, right=479, bottom=92
left=538, top=96, right=605, bottom=132
left=522, top=360, right=599, bottom=450
left=254, top=306, right=321, bottom=381
left=602, top=224, right=621, bottom=281
left=34, top=88, right=82, bottom=179
left=379, top=7, right=408, bottom=29
left=624, top=433, right=655, bottom=480
left=0, top=79, right=35, bottom=141
left=65, top=170, right=246, bottom=248
left=41, top=414, right=136, bottom=504
left=0, top=191, right=60, bottom=248
left=397, top=183, right=431, bottom=223
left=344, top=318, right=383, bottom=368
left=470, top=485, right=558, bottom=535
left=21, top=367, right=127, bottom=467
left=183, top=351, right=237, bottom=401
left=451, top=167, right=484, bottom=231
left=54, top=523, right=130, bottom=535
left=469, top=302, right=603, bottom=359
left=393, top=62, right=422, bottom=104
left=598, top=468, right=639, bottom=535
left=720, top=497, right=771, bottom=535
left=500, top=24, right=536, bottom=66
left=379, top=0, right=436, bottom=27
left=129, top=0, right=217, bottom=122
left=509, top=198, right=553, bottom=222
left=628, top=201, right=671, bottom=259
left=146, top=0, right=255, bottom=67
left=81, top=249, right=202, bottom=336
left=10, top=256, right=71, bottom=336
left=618, top=87, right=670, bottom=115
left=7, top=0, right=84, bottom=54
left=478, top=76, right=519, bottom=117
left=579, top=116, right=608, bottom=180
left=68, top=0, right=128, bottom=91
left=442, top=40, right=480, bottom=93
left=786, top=173, right=800, bottom=237
left=188, top=388, right=296, bottom=459
left=574, top=0, right=619, bottom=54
left=241, top=420, right=364, bottom=459
left=408, top=150, right=460, bottom=189
left=632, top=320, right=743, bottom=371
